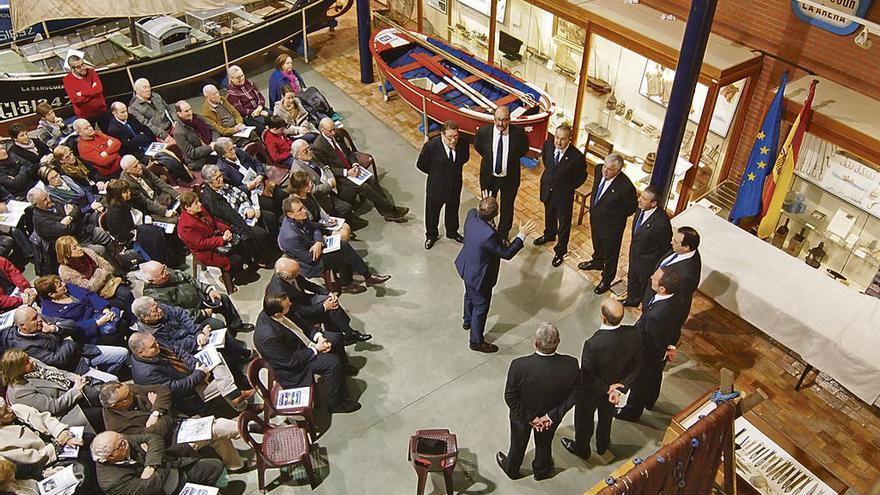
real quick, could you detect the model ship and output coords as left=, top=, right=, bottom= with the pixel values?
left=0, top=0, right=352, bottom=132
left=371, top=24, right=555, bottom=153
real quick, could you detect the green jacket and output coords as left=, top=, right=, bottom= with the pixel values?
left=143, top=271, right=211, bottom=321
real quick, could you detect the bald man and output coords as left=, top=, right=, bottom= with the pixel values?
left=473, top=105, right=530, bottom=242
left=105, top=101, right=155, bottom=161
left=561, top=298, right=641, bottom=465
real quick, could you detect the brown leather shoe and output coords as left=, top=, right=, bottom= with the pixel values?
left=364, top=274, right=391, bottom=286
left=340, top=283, right=367, bottom=294
left=469, top=342, right=499, bottom=353
left=230, top=388, right=256, bottom=408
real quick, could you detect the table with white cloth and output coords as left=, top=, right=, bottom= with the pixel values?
left=674, top=205, right=880, bottom=406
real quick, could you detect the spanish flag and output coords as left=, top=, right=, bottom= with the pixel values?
left=756, top=80, right=818, bottom=239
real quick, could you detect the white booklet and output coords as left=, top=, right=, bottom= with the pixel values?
left=176, top=416, right=214, bottom=444
left=38, top=464, right=78, bottom=495
left=194, top=345, right=222, bottom=371
left=145, top=142, right=167, bottom=157
left=615, top=389, right=630, bottom=410
left=0, top=200, right=30, bottom=227
left=179, top=483, right=220, bottom=495
left=276, top=386, right=310, bottom=409
left=207, top=328, right=226, bottom=349
left=84, top=368, right=118, bottom=383
left=152, top=220, right=176, bottom=234
left=323, top=233, right=342, bottom=253
left=346, top=166, right=373, bottom=186
left=58, top=426, right=84, bottom=459
left=233, top=126, right=256, bottom=138
left=320, top=216, right=346, bottom=232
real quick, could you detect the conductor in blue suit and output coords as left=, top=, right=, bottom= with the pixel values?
left=455, top=196, right=536, bottom=353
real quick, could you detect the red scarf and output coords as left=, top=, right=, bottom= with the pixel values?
left=67, top=253, right=97, bottom=279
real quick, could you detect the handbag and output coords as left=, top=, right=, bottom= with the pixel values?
left=215, top=232, right=241, bottom=255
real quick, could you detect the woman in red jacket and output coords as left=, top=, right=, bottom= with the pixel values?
left=0, top=256, right=37, bottom=311
left=177, top=191, right=259, bottom=285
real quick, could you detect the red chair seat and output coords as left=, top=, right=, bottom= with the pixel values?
left=262, top=424, right=309, bottom=465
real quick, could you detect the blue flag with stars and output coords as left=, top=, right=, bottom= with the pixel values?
left=729, top=72, right=788, bottom=224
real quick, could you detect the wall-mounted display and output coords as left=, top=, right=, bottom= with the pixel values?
left=457, top=0, right=506, bottom=22
left=552, top=17, right=585, bottom=49
left=426, top=0, right=447, bottom=14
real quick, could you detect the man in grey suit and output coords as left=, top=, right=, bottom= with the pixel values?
left=289, top=138, right=351, bottom=218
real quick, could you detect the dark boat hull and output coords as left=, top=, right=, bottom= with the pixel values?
left=0, top=0, right=336, bottom=132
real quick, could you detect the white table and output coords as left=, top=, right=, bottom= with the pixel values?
left=674, top=205, right=880, bottom=406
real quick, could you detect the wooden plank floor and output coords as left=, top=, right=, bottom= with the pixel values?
left=303, top=15, right=880, bottom=493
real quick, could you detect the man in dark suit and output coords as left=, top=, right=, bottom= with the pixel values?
left=312, top=118, right=408, bottom=222
left=578, top=153, right=638, bottom=294
left=267, top=257, right=372, bottom=344
left=645, top=226, right=702, bottom=312
left=497, top=323, right=579, bottom=480
left=473, top=106, right=530, bottom=242
left=255, top=292, right=361, bottom=413
left=623, top=185, right=672, bottom=307
left=617, top=268, right=689, bottom=422
left=106, top=102, right=156, bottom=162
left=561, top=299, right=641, bottom=465
left=417, top=120, right=470, bottom=249
left=454, top=196, right=536, bottom=353
left=534, top=122, right=587, bottom=266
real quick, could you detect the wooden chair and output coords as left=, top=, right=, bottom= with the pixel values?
left=238, top=410, right=318, bottom=493
left=336, top=127, right=379, bottom=182
left=191, top=256, right=236, bottom=294
left=247, top=357, right=317, bottom=442
left=573, top=133, right=614, bottom=225
left=409, top=429, right=459, bottom=495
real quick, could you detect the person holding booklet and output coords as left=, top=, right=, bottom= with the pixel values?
left=214, top=138, right=286, bottom=218
left=119, top=155, right=179, bottom=224
left=286, top=171, right=353, bottom=242
left=278, top=196, right=390, bottom=294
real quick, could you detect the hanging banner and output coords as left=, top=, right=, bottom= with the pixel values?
left=791, top=0, right=874, bottom=35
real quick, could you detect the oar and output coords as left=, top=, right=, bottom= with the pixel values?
left=412, top=52, right=497, bottom=110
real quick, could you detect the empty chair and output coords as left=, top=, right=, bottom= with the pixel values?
left=238, top=410, right=319, bottom=493
left=408, top=429, right=459, bottom=495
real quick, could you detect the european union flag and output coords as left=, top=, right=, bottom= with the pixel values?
left=729, top=72, right=788, bottom=224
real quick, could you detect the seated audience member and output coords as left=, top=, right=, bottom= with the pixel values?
left=92, top=430, right=224, bottom=495
left=1, top=349, right=104, bottom=432
left=63, top=54, right=109, bottom=130
left=128, top=332, right=253, bottom=416
left=35, top=102, right=72, bottom=148
left=173, top=100, right=216, bottom=171
left=256, top=292, right=361, bottom=413
left=264, top=115, right=296, bottom=167
left=140, top=260, right=254, bottom=333
left=214, top=137, right=285, bottom=215
left=0, top=256, right=37, bottom=311
left=100, top=382, right=248, bottom=471
left=0, top=400, right=93, bottom=492
left=8, top=306, right=128, bottom=374
left=129, top=78, right=175, bottom=140
left=27, top=186, right=113, bottom=256
left=72, top=119, right=122, bottom=178
left=273, top=86, right=317, bottom=137
left=269, top=257, right=370, bottom=344
left=103, top=179, right=184, bottom=268
left=201, top=84, right=262, bottom=149
left=105, top=102, right=155, bottom=162
left=39, top=166, right=103, bottom=224
left=312, top=117, right=409, bottom=222
left=289, top=139, right=352, bottom=219
left=268, top=53, right=304, bottom=108
left=0, top=458, right=39, bottom=494
left=199, top=164, right=278, bottom=265
left=55, top=236, right=133, bottom=315
left=131, top=296, right=252, bottom=383
left=0, top=144, right=37, bottom=200
left=52, top=144, right=102, bottom=186
left=287, top=171, right=352, bottom=241
left=8, top=124, right=51, bottom=166
left=279, top=196, right=389, bottom=293
left=34, top=275, right=129, bottom=347
left=226, top=65, right=269, bottom=134
left=176, top=191, right=260, bottom=285
left=119, top=155, right=179, bottom=222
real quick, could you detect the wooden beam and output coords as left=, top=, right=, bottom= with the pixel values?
left=487, top=0, right=498, bottom=63
left=676, top=82, right=720, bottom=214
left=571, top=24, right=593, bottom=145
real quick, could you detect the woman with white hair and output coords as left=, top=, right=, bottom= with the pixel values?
left=225, top=65, right=269, bottom=135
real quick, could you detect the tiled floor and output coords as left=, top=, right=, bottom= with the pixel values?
left=301, top=14, right=880, bottom=493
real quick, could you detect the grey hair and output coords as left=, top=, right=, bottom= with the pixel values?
left=131, top=296, right=156, bottom=319
left=120, top=155, right=139, bottom=170
left=290, top=139, right=308, bottom=156
left=201, top=164, right=221, bottom=181
left=91, top=431, right=120, bottom=463
left=128, top=331, right=154, bottom=354
left=98, top=382, right=126, bottom=407
left=212, top=137, right=234, bottom=155
left=26, top=187, right=46, bottom=206
left=202, top=84, right=218, bottom=97
left=534, top=322, right=560, bottom=354
left=227, top=65, right=244, bottom=78
left=133, top=78, right=150, bottom=90
left=12, top=305, right=37, bottom=326
left=605, top=153, right=624, bottom=169
left=318, top=117, right=334, bottom=132
left=71, top=118, right=90, bottom=133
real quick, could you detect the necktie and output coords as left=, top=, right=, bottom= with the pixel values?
left=278, top=316, right=314, bottom=347
left=160, top=346, right=191, bottom=375
left=661, top=253, right=678, bottom=267
left=448, top=147, right=454, bottom=163
left=554, top=150, right=561, bottom=166
left=648, top=295, right=656, bottom=306
left=594, top=178, right=606, bottom=206
left=308, top=161, right=321, bottom=175
left=634, top=210, right=645, bottom=232
left=123, top=122, right=135, bottom=137
left=331, top=138, right=352, bottom=169
left=494, top=133, right=504, bottom=175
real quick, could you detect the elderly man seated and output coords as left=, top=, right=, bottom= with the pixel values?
left=225, top=65, right=269, bottom=134
left=72, top=118, right=122, bottom=178
left=268, top=257, right=370, bottom=345
left=92, top=430, right=224, bottom=495
left=6, top=306, right=128, bottom=374
left=105, top=102, right=155, bottom=162
left=119, top=155, right=179, bottom=223
left=27, top=186, right=114, bottom=257
left=213, top=137, right=285, bottom=216
left=201, top=84, right=262, bottom=148
left=99, top=382, right=247, bottom=471
left=129, top=78, right=175, bottom=140
left=256, top=292, right=360, bottom=414
left=289, top=138, right=352, bottom=218
left=279, top=196, right=389, bottom=294
left=140, top=260, right=253, bottom=334
left=173, top=100, right=216, bottom=171
left=128, top=332, right=254, bottom=416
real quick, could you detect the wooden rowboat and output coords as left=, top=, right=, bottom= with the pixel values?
left=371, top=25, right=555, bottom=153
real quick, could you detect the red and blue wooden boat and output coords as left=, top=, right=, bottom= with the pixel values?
left=371, top=26, right=555, bottom=153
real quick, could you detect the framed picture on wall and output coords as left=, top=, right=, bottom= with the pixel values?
left=552, top=18, right=586, bottom=50
left=457, top=0, right=506, bottom=23
left=426, top=0, right=447, bottom=14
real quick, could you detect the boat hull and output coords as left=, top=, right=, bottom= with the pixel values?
left=371, top=28, right=553, bottom=153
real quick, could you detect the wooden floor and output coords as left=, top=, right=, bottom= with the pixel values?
left=302, top=15, right=880, bottom=493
